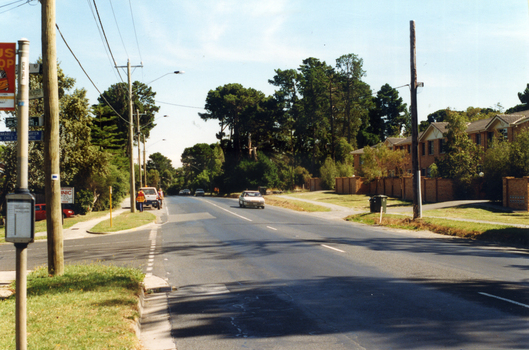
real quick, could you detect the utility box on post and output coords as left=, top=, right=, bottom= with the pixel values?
left=369, top=195, right=387, bottom=214
left=5, top=193, right=35, bottom=244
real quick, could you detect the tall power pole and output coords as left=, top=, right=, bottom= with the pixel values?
left=42, top=0, right=64, bottom=275
left=137, top=110, right=142, bottom=188
left=410, top=20, right=422, bottom=219
left=128, top=60, right=136, bottom=212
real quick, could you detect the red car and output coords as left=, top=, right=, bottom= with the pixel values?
left=35, top=204, right=75, bottom=221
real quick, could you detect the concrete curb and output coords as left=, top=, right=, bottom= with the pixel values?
left=87, top=220, right=157, bottom=235
left=139, top=275, right=177, bottom=350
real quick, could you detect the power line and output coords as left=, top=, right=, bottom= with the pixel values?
left=108, top=0, right=129, bottom=58
left=56, top=24, right=131, bottom=126
left=91, top=0, right=124, bottom=82
left=0, top=0, right=36, bottom=14
left=85, top=0, right=122, bottom=83
left=128, top=0, right=143, bottom=64
left=156, top=100, right=205, bottom=110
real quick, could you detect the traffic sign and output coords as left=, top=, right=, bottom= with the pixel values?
left=29, top=88, right=43, bottom=100
left=5, top=116, right=43, bottom=127
left=0, top=131, right=43, bottom=141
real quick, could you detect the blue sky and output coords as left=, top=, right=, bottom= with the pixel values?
left=2, top=0, right=529, bottom=167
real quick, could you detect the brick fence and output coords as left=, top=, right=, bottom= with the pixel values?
left=503, top=177, right=529, bottom=211
left=333, top=176, right=486, bottom=204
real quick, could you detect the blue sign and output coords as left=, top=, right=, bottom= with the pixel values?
left=0, top=131, right=43, bottom=142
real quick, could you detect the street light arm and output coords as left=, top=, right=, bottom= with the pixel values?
left=146, top=71, right=184, bottom=85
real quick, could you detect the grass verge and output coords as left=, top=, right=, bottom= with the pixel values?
left=91, top=211, right=156, bottom=233
left=0, top=264, right=144, bottom=350
left=422, top=204, right=529, bottom=226
left=283, top=191, right=410, bottom=210
left=347, top=213, right=529, bottom=246
left=265, top=195, right=331, bottom=212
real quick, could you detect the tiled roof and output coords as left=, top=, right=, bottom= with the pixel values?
left=466, top=118, right=492, bottom=133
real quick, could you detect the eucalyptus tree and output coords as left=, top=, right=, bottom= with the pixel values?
left=296, top=57, right=332, bottom=174
left=335, top=54, right=373, bottom=148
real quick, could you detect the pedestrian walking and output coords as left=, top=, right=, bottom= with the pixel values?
left=158, top=188, right=164, bottom=209
left=136, top=189, right=145, bottom=212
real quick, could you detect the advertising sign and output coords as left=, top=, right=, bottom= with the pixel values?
left=0, top=43, right=16, bottom=111
left=61, top=187, right=75, bottom=204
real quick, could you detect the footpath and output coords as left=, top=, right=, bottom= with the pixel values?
left=0, top=197, right=174, bottom=350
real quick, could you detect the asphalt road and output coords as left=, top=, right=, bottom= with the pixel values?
left=160, top=195, right=529, bottom=350
left=0, top=228, right=154, bottom=272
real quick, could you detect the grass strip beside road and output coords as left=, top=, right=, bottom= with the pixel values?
left=0, top=264, right=144, bottom=350
left=266, top=195, right=331, bottom=212
left=347, top=213, right=529, bottom=247
left=91, top=211, right=156, bottom=233
left=284, top=191, right=410, bottom=210
left=422, top=204, right=529, bottom=226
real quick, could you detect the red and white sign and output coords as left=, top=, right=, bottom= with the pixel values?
left=61, top=187, right=75, bottom=204
left=0, top=43, right=16, bottom=111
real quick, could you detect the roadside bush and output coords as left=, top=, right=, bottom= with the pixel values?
left=74, top=189, right=93, bottom=215
left=320, top=157, right=337, bottom=190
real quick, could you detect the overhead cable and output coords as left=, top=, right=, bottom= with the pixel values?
left=91, top=0, right=124, bottom=82
left=56, top=23, right=131, bottom=125
left=108, top=0, right=129, bottom=58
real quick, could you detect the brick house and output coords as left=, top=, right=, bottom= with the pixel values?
left=352, top=110, right=529, bottom=177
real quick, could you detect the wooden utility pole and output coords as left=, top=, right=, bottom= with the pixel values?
left=136, top=110, right=142, bottom=188
left=143, top=135, right=147, bottom=186
left=127, top=60, right=136, bottom=213
left=42, top=0, right=64, bottom=275
left=410, top=20, right=422, bottom=219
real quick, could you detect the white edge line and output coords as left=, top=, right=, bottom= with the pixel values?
left=478, top=292, right=529, bottom=309
left=321, top=244, right=345, bottom=253
left=266, top=226, right=277, bottom=231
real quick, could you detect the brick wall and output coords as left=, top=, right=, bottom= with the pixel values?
left=503, top=177, right=529, bottom=211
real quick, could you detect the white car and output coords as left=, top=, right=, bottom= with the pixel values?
left=239, top=190, right=265, bottom=209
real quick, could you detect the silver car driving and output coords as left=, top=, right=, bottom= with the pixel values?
left=239, top=190, right=265, bottom=209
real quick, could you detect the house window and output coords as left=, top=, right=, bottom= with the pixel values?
left=389, top=170, right=395, bottom=177
left=487, top=131, right=494, bottom=146
left=475, top=134, right=481, bottom=145
left=421, top=143, right=425, bottom=156
left=426, top=167, right=432, bottom=177
left=421, top=168, right=426, bottom=176
left=428, top=140, right=434, bottom=155
left=439, top=139, right=446, bottom=154
left=499, top=128, right=508, bottom=140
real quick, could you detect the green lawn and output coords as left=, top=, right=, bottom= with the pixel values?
left=91, top=211, right=156, bottom=233
left=422, top=204, right=529, bottom=226
left=266, top=195, right=331, bottom=212
left=284, top=191, right=410, bottom=210
left=0, top=264, right=144, bottom=350
left=347, top=212, right=529, bottom=246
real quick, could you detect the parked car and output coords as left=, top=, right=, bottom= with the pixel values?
left=181, top=189, right=191, bottom=195
left=35, top=204, right=75, bottom=221
left=239, top=190, right=265, bottom=209
left=195, top=188, right=205, bottom=196
left=139, top=187, right=160, bottom=209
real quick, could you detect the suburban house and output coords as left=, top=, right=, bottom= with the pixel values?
left=352, top=110, right=529, bottom=177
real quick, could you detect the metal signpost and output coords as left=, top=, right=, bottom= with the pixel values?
left=3, top=39, right=33, bottom=350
